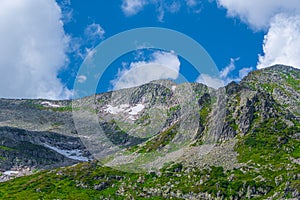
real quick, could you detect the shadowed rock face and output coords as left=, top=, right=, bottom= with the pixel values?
left=0, top=126, right=90, bottom=171
left=0, top=65, right=299, bottom=173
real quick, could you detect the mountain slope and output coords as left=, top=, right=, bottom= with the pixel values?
left=0, top=65, right=299, bottom=199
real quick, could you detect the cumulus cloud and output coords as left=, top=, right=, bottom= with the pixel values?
left=111, top=51, right=180, bottom=90
left=217, top=0, right=300, bottom=70
left=217, top=0, right=300, bottom=30
left=196, top=74, right=224, bottom=89
left=196, top=58, right=253, bottom=88
left=257, top=14, right=300, bottom=69
left=0, top=0, right=71, bottom=99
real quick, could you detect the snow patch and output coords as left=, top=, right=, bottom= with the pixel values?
left=103, top=103, right=145, bottom=119
left=104, top=104, right=126, bottom=114
left=41, top=101, right=60, bottom=108
left=171, top=85, right=177, bottom=91
left=128, top=115, right=136, bottom=120
left=128, top=104, right=145, bottom=115
left=3, top=171, right=19, bottom=176
left=43, top=144, right=89, bottom=162
left=120, top=104, right=130, bottom=109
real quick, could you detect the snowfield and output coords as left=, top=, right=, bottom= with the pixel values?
left=41, top=101, right=60, bottom=108
left=171, top=85, right=177, bottom=91
left=43, top=144, right=89, bottom=162
left=103, top=103, right=145, bottom=119
left=3, top=171, right=19, bottom=176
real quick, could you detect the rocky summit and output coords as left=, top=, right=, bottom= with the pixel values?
left=0, top=65, right=299, bottom=199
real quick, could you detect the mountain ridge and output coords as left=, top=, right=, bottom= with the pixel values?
left=0, top=64, right=299, bottom=199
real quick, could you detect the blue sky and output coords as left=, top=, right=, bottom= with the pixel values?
left=59, top=0, right=264, bottom=94
left=1, top=0, right=300, bottom=99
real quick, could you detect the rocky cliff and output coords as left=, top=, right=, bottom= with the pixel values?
left=0, top=65, right=299, bottom=199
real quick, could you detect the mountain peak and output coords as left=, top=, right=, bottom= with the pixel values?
left=0, top=64, right=299, bottom=199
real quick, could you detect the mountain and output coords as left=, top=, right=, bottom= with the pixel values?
left=0, top=65, right=299, bottom=199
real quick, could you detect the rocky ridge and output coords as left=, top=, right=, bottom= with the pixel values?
left=0, top=65, right=299, bottom=199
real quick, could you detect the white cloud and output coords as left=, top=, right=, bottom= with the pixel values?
left=196, top=66, right=252, bottom=88
left=69, top=23, right=104, bottom=62
left=217, top=1, right=300, bottom=69
left=0, top=0, right=71, bottom=99
left=57, top=0, right=73, bottom=24
left=220, top=57, right=251, bottom=83
left=77, top=75, right=87, bottom=83
left=220, top=57, right=239, bottom=78
left=60, top=0, right=71, bottom=5
left=84, top=23, right=105, bottom=42
left=121, top=0, right=190, bottom=22
left=121, top=0, right=147, bottom=16
left=186, top=0, right=198, bottom=7
left=185, top=0, right=202, bottom=13
left=196, top=74, right=224, bottom=89
left=238, top=67, right=253, bottom=79
left=111, top=51, right=180, bottom=90
left=222, top=58, right=253, bottom=82
left=216, top=0, right=300, bottom=30
left=166, top=1, right=181, bottom=13
left=157, top=1, right=181, bottom=22
left=196, top=58, right=253, bottom=88
left=84, top=48, right=97, bottom=62
left=257, top=14, right=300, bottom=69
